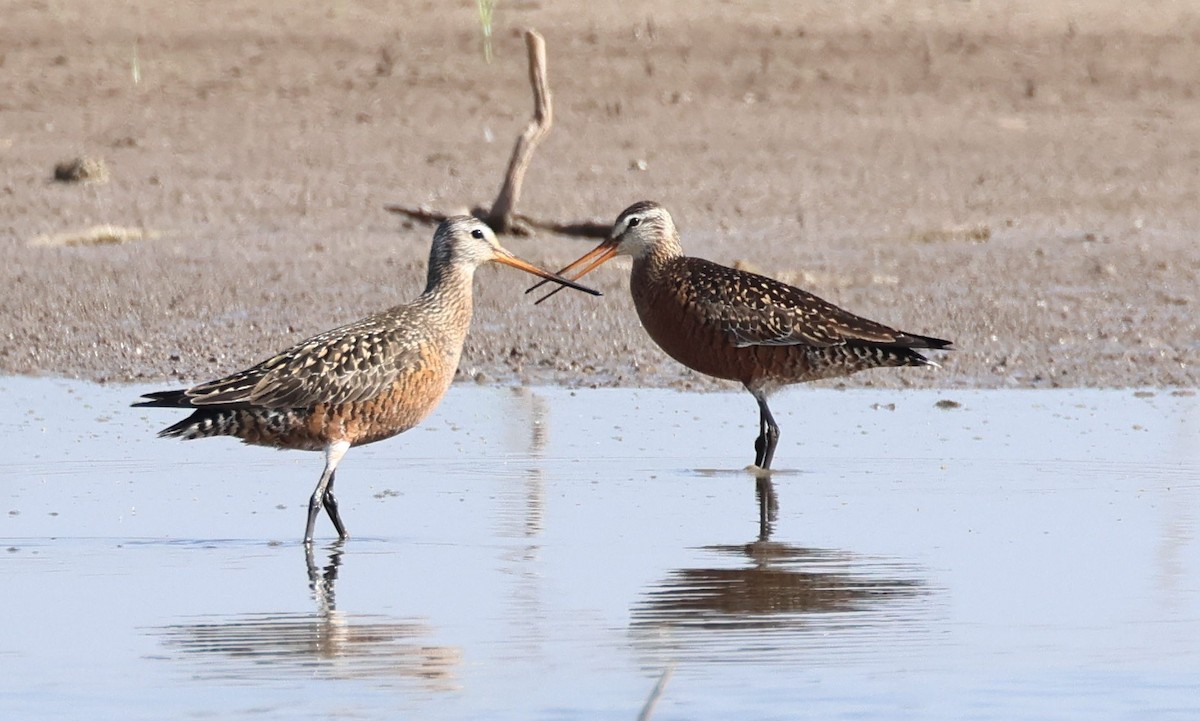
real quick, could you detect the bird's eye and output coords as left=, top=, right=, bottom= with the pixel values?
left=628, top=217, right=641, bottom=228
left=471, top=228, right=485, bottom=239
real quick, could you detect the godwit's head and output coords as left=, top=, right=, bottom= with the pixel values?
left=427, top=216, right=600, bottom=296
left=607, top=200, right=680, bottom=260
left=528, top=201, right=684, bottom=304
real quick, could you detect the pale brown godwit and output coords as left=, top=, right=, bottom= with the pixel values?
left=533, top=201, right=951, bottom=470
left=135, top=216, right=599, bottom=543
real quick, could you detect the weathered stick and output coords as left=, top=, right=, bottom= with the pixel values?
left=383, top=205, right=451, bottom=225
left=382, top=206, right=608, bottom=238
left=385, top=28, right=607, bottom=238
left=486, top=28, right=552, bottom=235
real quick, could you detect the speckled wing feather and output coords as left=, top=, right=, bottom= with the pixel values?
left=680, top=258, right=914, bottom=349
left=183, top=309, right=428, bottom=409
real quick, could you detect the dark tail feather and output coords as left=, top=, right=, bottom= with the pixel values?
left=898, top=332, right=954, bottom=351
left=132, top=389, right=193, bottom=408
left=158, top=413, right=199, bottom=438
left=156, top=409, right=232, bottom=439
left=904, top=348, right=938, bottom=368
left=856, top=334, right=952, bottom=369
left=891, top=339, right=950, bottom=368
left=135, top=389, right=240, bottom=439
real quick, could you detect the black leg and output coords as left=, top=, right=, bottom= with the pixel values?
left=753, top=408, right=768, bottom=468
left=750, top=389, right=780, bottom=470
left=305, top=466, right=333, bottom=546
left=306, top=441, right=350, bottom=545
left=323, top=471, right=348, bottom=539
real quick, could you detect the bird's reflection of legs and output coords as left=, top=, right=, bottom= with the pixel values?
left=755, top=475, right=778, bottom=542
left=305, top=539, right=346, bottom=615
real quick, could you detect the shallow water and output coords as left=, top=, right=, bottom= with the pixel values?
left=2, top=377, right=1199, bottom=720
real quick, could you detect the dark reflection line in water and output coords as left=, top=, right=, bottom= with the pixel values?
left=637, top=666, right=674, bottom=721
left=631, top=476, right=936, bottom=666
left=1155, top=469, right=1196, bottom=614
left=152, top=542, right=460, bottom=688
left=496, top=389, right=548, bottom=657
left=497, top=388, right=548, bottom=540
left=755, top=474, right=778, bottom=541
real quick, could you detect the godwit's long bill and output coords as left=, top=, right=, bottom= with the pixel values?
left=135, top=216, right=599, bottom=544
left=531, top=201, right=952, bottom=470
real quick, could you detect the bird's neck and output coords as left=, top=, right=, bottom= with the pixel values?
left=631, top=233, right=684, bottom=280
left=419, top=263, right=475, bottom=327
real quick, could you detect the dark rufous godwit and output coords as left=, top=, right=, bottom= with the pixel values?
left=135, top=216, right=599, bottom=544
left=533, top=200, right=952, bottom=470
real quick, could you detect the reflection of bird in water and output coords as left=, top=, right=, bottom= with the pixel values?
left=134, top=217, right=598, bottom=544
left=755, top=474, right=778, bottom=541
left=496, top=388, right=549, bottom=540
left=533, top=201, right=952, bottom=470
left=494, top=388, right=549, bottom=658
left=631, top=478, right=931, bottom=664
left=154, top=542, right=461, bottom=687
left=306, top=539, right=345, bottom=616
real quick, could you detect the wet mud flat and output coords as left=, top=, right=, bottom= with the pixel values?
left=3, top=376, right=1198, bottom=720
left=3, top=1, right=1199, bottom=390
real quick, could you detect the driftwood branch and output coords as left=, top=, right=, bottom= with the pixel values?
left=486, top=29, right=551, bottom=234
left=383, top=205, right=608, bottom=239
left=383, top=205, right=452, bottom=225
left=385, top=28, right=607, bottom=239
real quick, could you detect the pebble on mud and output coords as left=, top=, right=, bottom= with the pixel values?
left=53, top=157, right=108, bottom=183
